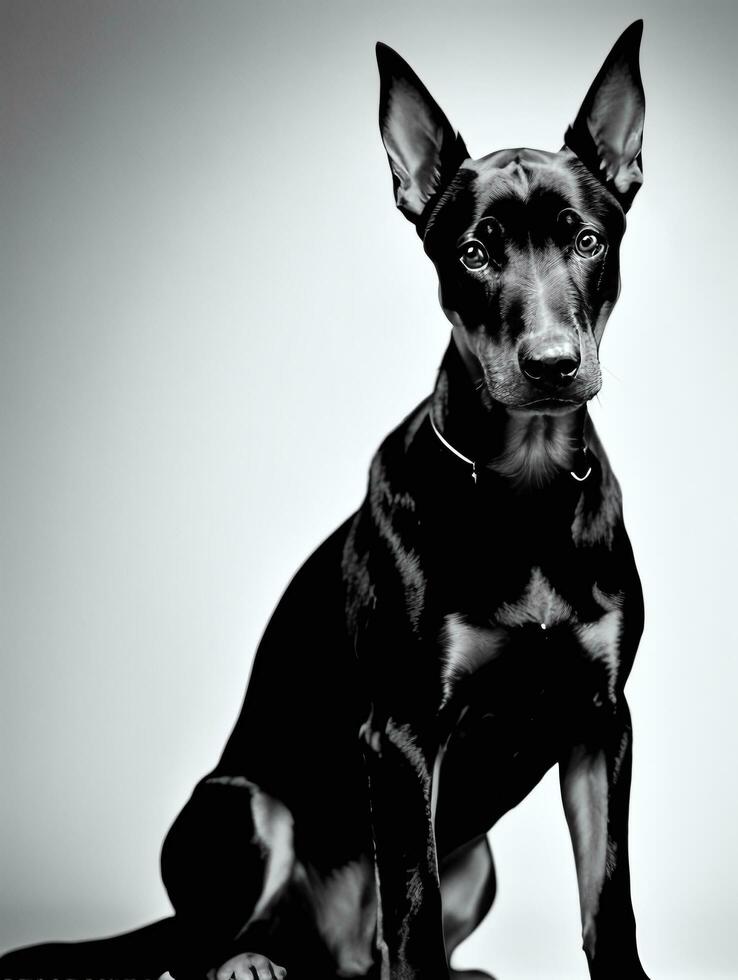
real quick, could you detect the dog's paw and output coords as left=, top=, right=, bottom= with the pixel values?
left=207, top=951, right=287, bottom=980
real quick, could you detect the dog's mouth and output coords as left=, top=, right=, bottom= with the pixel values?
left=512, top=397, right=584, bottom=416
left=480, top=385, right=588, bottom=416
left=476, top=358, right=602, bottom=416
left=480, top=383, right=590, bottom=416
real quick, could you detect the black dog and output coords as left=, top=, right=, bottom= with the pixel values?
left=0, top=21, right=650, bottom=980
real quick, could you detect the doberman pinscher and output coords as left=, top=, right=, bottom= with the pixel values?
left=0, top=20, right=650, bottom=980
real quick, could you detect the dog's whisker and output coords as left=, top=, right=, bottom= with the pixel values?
left=602, top=365, right=624, bottom=385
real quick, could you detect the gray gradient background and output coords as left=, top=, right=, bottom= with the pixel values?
left=1, top=1, right=736, bottom=977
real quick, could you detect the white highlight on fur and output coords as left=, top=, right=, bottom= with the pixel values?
left=200, top=780, right=295, bottom=939
left=374, top=859, right=390, bottom=980
left=560, top=746, right=609, bottom=958
left=359, top=718, right=383, bottom=755
left=495, top=566, right=573, bottom=628
left=431, top=743, right=445, bottom=824
left=439, top=837, right=493, bottom=955
left=248, top=791, right=295, bottom=922
left=440, top=613, right=504, bottom=702
left=576, top=585, right=624, bottom=702
left=491, top=411, right=578, bottom=486
left=440, top=579, right=625, bottom=709
left=302, top=858, right=377, bottom=978
left=571, top=463, right=622, bottom=549
left=204, top=777, right=297, bottom=939
left=370, top=456, right=426, bottom=630
left=385, top=719, right=429, bottom=785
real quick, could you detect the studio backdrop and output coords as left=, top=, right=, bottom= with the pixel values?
left=1, top=1, right=736, bottom=978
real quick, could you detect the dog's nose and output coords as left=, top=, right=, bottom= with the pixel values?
left=520, top=352, right=580, bottom=388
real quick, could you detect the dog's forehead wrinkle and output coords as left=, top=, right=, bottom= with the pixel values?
left=471, top=192, right=581, bottom=245
left=468, top=147, right=556, bottom=170
left=459, top=159, right=627, bottom=252
left=429, top=154, right=602, bottom=251
left=466, top=150, right=582, bottom=205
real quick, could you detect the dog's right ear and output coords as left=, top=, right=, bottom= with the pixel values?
left=376, top=43, right=468, bottom=228
left=564, top=21, right=645, bottom=211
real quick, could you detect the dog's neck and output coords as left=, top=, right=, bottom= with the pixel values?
left=430, top=337, right=586, bottom=488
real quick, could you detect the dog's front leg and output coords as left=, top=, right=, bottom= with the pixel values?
left=559, top=701, right=651, bottom=980
left=361, top=711, right=449, bottom=980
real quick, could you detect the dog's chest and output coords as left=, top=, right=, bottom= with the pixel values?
left=439, top=566, right=623, bottom=707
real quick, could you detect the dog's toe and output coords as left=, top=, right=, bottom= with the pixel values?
left=214, top=952, right=287, bottom=980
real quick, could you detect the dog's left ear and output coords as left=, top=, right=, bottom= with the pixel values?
left=564, top=20, right=645, bottom=211
left=376, top=42, right=469, bottom=228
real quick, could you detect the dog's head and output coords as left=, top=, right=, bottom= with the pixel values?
left=377, top=22, right=645, bottom=416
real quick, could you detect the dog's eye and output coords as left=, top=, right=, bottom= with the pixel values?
left=574, top=229, right=605, bottom=258
left=558, top=208, right=580, bottom=228
left=459, top=240, right=489, bottom=271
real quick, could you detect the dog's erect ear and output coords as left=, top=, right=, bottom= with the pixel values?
left=564, top=20, right=645, bottom=211
left=376, top=43, right=468, bottom=227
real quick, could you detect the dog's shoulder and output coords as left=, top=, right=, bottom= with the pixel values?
left=379, top=395, right=432, bottom=460
left=366, top=396, right=433, bottom=508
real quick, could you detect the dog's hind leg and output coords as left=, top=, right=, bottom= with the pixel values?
left=161, top=775, right=293, bottom=979
left=440, top=835, right=497, bottom=980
